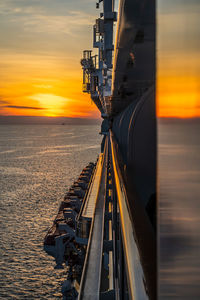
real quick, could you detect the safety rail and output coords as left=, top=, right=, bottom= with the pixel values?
left=78, top=136, right=108, bottom=300
left=75, top=158, right=99, bottom=244
left=110, top=132, right=149, bottom=300
left=76, top=159, right=98, bottom=222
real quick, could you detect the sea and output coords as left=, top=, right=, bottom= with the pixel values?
left=1, top=120, right=200, bottom=299
left=0, top=124, right=101, bottom=299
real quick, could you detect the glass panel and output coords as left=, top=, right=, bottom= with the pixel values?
left=157, top=1, right=200, bottom=298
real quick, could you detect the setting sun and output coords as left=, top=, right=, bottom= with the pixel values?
left=29, top=94, right=70, bottom=117
left=0, top=1, right=99, bottom=119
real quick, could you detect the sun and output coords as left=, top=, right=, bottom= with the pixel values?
left=29, top=93, right=70, bottom=117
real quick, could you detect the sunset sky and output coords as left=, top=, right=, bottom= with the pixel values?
left=0, top=0, right=100, bottom=118
left=0, top=0, right=200, bottom=118
left=157, top=0, right=200, bottom=118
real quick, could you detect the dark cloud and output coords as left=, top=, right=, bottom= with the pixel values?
left=5, top=105, right=44, bottom=110
left=0, top=99, right=9, bottom=104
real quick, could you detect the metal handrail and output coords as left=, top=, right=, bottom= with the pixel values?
left=110, top=132, right=149, bottom=300
left=78, top=136, right=108, bottom=300
left=77, top=164, right=96, bottom=220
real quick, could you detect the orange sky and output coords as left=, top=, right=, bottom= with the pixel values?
left=157, top=56, right=200, bottom=118
left=0, top=52, right=100, bottom=118
left=0, top=0, right=100, bottom=119
left=157, top=3, right=200, bottom=118
left=0, top=51, right=100, bottom=118
left=0, top=1, right=199, bottom=119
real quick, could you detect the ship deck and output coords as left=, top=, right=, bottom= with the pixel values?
left=81, top=153, right=104, bottom=219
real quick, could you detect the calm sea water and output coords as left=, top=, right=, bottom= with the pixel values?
left=1, top=121, right=200, bottom=299
left=0, top=124, right=101, bottom=299
left=159, top=118, right=200, bottom=299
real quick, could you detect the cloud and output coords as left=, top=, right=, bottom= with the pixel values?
left=0, top=99, right=9, bottom=104
left=0, top=0, right=44, bottom=15
left=0, top=1, right=95, bottom=57
left=4, top=105, right=44, bottom=110
left=8, top=10, right=94, bottom=36
left=0, top=0, right=96, bottom=17
left=0, top=0, right=95, bottom=35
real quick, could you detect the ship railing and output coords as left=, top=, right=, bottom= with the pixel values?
left=78, top=137, right=108, bottom=300
left=75, top=158, right=98, bottom=244
left=110, top=131, right=149, bottom=300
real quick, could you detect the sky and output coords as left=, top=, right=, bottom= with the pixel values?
left=0, top=0, right=200, bottom=118
left=157, top=0, right=200, bottom=118
left=0, top=0, right=100, bottom=118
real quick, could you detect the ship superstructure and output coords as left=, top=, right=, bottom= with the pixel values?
left=80, top=0, right=117, bottom=117
left=80, top=0, right=156, bottom=298
left=44, top=1, right=156, bottom=299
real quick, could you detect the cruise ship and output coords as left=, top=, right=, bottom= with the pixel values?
left=44, top=0, right=156, bottom=299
